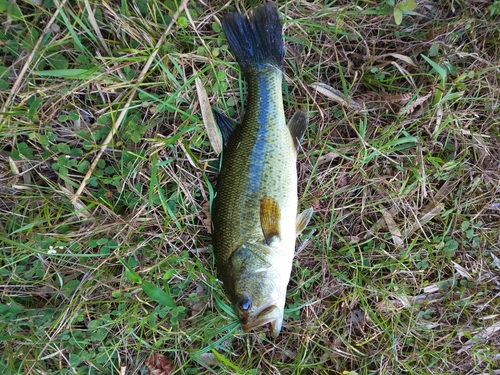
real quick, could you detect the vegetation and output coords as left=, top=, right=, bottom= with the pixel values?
left=1, top=0, right=499, bottom=374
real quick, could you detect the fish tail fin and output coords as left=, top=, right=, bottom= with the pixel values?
left=222, top=2, right=283, bottom=74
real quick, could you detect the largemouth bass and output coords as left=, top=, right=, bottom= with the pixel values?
left=211, top=2, right=312, bottom=338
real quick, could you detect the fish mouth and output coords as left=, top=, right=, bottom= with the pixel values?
left=240, top=303, right=283, bottom=337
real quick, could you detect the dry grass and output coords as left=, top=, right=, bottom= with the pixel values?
left=1, top=0, right=499, bottom=374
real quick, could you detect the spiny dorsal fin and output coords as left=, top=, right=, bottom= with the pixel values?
left=296, top=207, right=313, bottom=235
left=260, top=196, right=281, bottom=245
left=287, top=110, right=308, bottom=150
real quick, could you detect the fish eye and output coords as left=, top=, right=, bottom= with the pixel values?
left=238, top=297, right=252, bottom=311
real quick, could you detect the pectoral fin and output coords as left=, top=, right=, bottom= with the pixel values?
left=260, top=196, right=281, bottom=245
left=296, top=207, right=313, bottom=235
left=287, top=110, right=308, bottom=150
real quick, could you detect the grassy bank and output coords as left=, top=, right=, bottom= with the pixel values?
left=1, top=0, right=499, bottom=374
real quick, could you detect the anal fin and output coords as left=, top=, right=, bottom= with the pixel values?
left=287, top=110, right=308, bottom=150
left=260, top=196, right=281, bottom=245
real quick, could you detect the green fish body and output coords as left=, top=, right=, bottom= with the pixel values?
left=212, top=3, right=312, bottom=337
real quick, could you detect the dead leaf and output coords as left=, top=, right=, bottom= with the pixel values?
left=380, top=207, right=403, bottom=249
left=191, top=283, right=206, bottom=318
left=374, top=53, right=418, bottom=67
left=452, top=261, right=473, bottom=280
left=458, top=322, right=500, bottom=354
left=312, top=200, right=320, bottom=210
left=349, top=308, right=366, bottom=332
left=145, top=353, right=173, bottom=375
left=195, top=74, right=222, bottom=155
left=398, top=91, right=433, bottom=116
left=59, top=184, right=92, bottom=219
left=403, top=177, right=457, bottom=238
left=201, top=200, right=212, bottom=234
left=195, top=352, right=219, bottom=367
left=317, top=151, right=340, bottom=166
left=310, top=82, right=362, bottom=109
left=375, top=296, right=410, bottom=312
left=404, top=202, right=443, bottom=238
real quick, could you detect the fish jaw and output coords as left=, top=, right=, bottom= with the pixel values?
left=239, top=301, right=284, bottom=338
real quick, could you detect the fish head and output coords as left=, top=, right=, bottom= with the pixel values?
left=227, top=241, right=291, bottom=337
left=235, top=292, right=284, bottom=338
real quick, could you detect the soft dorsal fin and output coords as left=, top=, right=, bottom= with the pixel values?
left=213, top=109, right=237, bottom=147
left=287, top=110, right=308, bottom=150
left=260, top=196, right=281, bottom=245
left=296, top=207, right=313, bottom=236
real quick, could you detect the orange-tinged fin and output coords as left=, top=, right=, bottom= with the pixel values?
left=260, top=196, right=281, bottom=245
left=287, top=110, right=308, bottom=150
left=296, top=207, right=313, bottom=235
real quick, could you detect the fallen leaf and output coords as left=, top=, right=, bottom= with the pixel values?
left=145, top=353, right=173, bottom=375
left=195, top=74, right=222, bottom=155
left=201, top=200, right=212, bottom=234
left=312, top=200, right=320, bottom=210
left=310, top=82, right=361, bottom=109
left=196, top=352, right=219, bottom=367
left=349, top=308, right=366, bottom=332
left=317, top=151, right=340, bottom=166
left=376, top=53, right=418, bottom=67
left=380, top=207, right=403, bottom=249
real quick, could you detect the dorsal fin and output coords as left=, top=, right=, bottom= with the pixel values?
left=287, top=110, right=308, bottom=150
left=260, top=196, right=281, bottom=245
left=213, top=109, right=237, bottom=147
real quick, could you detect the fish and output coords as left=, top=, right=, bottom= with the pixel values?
left=211, top=2, right=313, bottom=338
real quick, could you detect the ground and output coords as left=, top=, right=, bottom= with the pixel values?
left=1, top=0, right=499, bottom=374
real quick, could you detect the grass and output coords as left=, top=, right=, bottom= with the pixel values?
left=1, top=0, right=500, bottom=374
